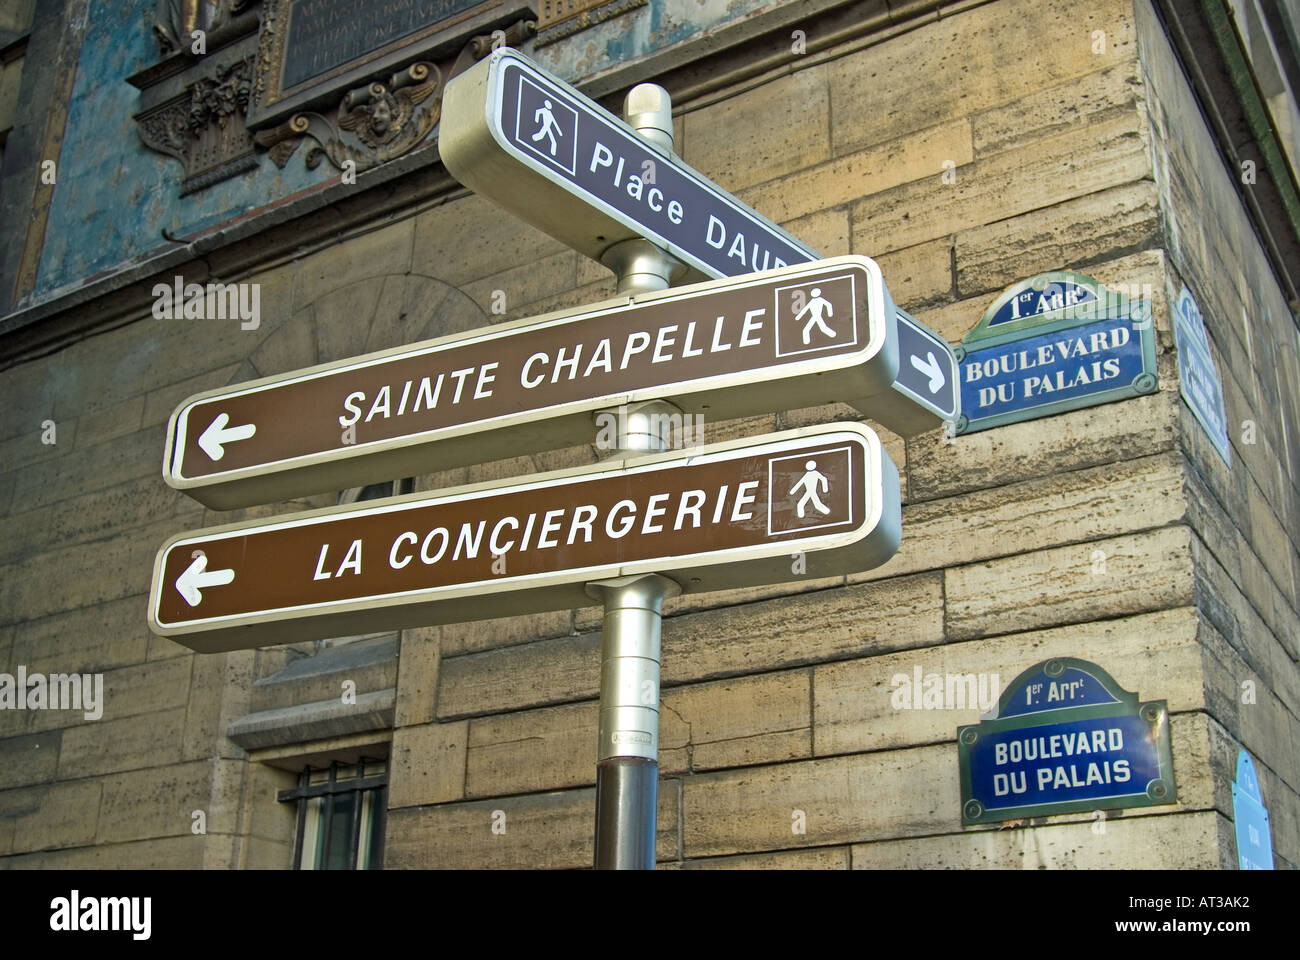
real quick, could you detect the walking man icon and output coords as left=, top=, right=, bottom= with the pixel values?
left=793, top=287, right=836, bottom=344
left=789, top=460, right=831, bottom=518
left=531, top=98, right=562, bottom=156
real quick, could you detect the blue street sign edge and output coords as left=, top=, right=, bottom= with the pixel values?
left=1172, top=322, right=1232, bottom=466
left=893, top=310, right=959, bottom=419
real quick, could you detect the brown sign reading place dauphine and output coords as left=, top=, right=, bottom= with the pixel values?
left=164, top=256, right=898, bottom=509
left=149, top=424, right=900, bottom=652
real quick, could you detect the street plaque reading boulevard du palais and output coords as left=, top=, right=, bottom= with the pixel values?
left=955, top=272, right=1158, bottom=435
left=959, top=658, right=1176, bottom=824
left=165, top=257, right=903, bottom=509
left=150, top=424, right=900, bottom=652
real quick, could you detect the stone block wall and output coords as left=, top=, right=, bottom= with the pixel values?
left=1135, top=0, right=1300, bottom=869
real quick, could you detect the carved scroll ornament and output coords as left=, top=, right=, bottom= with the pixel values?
left=253, top=62, right=441, bottom=174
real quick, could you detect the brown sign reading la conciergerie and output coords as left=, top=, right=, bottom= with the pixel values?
left=164, top=256, right=897, bottom=510
left=150, top=424, right=900, bottom=653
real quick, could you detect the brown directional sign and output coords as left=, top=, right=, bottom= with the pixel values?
left=149, top=423, right=900, bottom=652
left=164, top=256, right=900, bottom=510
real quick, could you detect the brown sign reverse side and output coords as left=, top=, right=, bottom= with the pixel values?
left=165, top=256, right=896, bottom=509
left=150, top=423, right=899, bottom=652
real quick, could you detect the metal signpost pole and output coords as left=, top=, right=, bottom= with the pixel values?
left=587, top=569, right=678, bottom=869
left=588, top=84, right=680, bottom=870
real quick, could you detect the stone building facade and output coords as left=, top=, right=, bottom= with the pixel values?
left=0, top=0, right=1297, bottom=869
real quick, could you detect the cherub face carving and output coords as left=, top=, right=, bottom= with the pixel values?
left=367, top=93, right=398, bottom=141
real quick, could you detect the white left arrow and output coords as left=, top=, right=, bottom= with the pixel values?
left=175, top=554, right=235, bottom=607
left=910, top=351, right=946, bottom=393
left=198, top=412, right=256, bottom=461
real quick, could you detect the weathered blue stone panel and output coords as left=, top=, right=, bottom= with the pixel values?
left=35, top=0, right=798, bottom=300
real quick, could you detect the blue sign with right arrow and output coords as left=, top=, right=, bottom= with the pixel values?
left=893, top=309, right=960, bottom=423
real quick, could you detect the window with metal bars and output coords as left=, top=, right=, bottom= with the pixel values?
left=280, top=758, right=388, bottom=870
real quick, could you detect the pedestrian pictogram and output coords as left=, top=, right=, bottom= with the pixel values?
left=790, top=460, right=831, bottom=517
left=531, top=98, right=563, bottom=155
left=795, top=288, right=836, bottom=344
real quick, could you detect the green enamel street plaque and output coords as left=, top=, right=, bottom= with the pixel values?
left=958, top=658, right=1176, bottom=825
left=953, top=272, right=1159, bottom=434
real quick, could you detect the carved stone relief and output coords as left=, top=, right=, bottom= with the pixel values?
left=132, top=1, right=537, bottom=192
left=253, top=63, right=441, bottom=174
left=135, top=54, right=259, bottom=195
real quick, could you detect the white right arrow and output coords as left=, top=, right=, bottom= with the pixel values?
left=175, top=554, right=235, bottom=607
left=198, top=412, right=256, bottom=461
left=910, top=351, right=946, bottom=393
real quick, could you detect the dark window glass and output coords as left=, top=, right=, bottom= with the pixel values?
left=280, top=758, right=388, bottom=869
